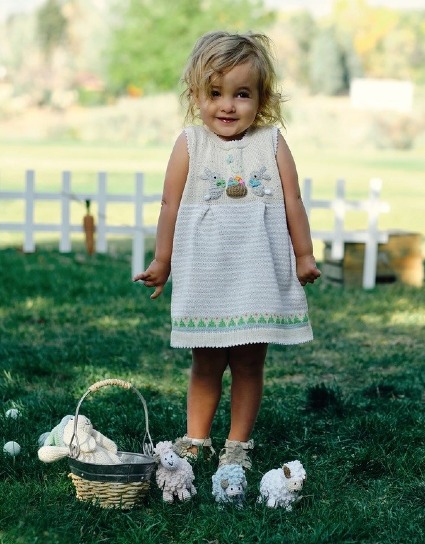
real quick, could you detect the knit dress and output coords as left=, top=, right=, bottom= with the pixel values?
left=170, top=125, right=313, bottom=348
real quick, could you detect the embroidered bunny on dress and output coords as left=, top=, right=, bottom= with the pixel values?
left=202, top=168, right=226, bottom=201
left=248, top=166, right=272, bottom=197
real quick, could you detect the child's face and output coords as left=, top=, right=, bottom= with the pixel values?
left=195, top=62, right=260, bottom=141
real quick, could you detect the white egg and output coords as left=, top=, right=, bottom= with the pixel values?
left=5, top=408, right=21, bottom=419
left=3, top=441, right=21, bottom=456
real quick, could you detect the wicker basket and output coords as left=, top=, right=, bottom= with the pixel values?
left=67, top=379, right=155, bottom=509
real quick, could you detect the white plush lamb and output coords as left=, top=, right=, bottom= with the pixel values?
left=258, top=460, right=306, bottom=510
left=38, top=415, right=121, bottom=465
left=211, top=464, right=247, bottom=508
left=154, top=441, right=197, bottom=503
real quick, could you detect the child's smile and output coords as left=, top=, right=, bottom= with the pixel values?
left=196, top=62, right=260, bottom=141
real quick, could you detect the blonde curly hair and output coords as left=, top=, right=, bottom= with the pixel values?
left=181, top=31, right=285, bottom=128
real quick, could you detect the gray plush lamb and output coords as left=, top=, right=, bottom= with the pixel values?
left=154, top=441, right=197, bottom=503
left=211, top=464, right=247, bottom=508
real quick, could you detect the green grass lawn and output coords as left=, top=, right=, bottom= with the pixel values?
left=1, top=246, right=424, bottom=544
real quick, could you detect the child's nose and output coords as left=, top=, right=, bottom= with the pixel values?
left=220, top=97, right=235, bottom=112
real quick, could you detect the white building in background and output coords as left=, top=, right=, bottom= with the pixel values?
left=350, top=78, right=414, bottom=113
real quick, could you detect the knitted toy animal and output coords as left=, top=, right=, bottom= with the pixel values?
left=38, top=414, right=73, bottom=448
left=257, top=460, right=306, bottom=510
left=154, top=441, right=197, bottom=503
left=211, top=464, right=247, bottom=508
left=38, top=415, right=121, bottom=465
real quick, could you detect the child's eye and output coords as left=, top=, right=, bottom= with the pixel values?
left=237, top=91, right=250, bottom=98
left=211, top=90, right=220, bottom=98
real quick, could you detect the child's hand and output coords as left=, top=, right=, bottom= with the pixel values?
left=133, top=259, right=171, bottom=299
left=296, top=255, right=321, bottom=286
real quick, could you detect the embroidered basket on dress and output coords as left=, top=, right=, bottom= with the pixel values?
left=226, top=182, right=247, bottom=198
left=67, top=379, right=155, bottom=509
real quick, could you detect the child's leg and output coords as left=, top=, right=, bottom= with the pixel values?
left=227, top=343, right=268, bottom=441
left=187, top=347, right=228, bottom=439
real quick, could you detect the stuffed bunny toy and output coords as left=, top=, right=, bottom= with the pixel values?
left=38, top=415, right=121, bottom=465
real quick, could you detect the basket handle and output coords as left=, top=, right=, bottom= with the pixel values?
left=69, top=379, right=154, bottom=459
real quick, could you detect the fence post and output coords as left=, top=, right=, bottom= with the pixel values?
left=132, top=173, right=144, bottom=278
left=60, top=171, right=72, bottom=252
left=362, top=178, right=382, bottom=289
left=23, top=170, right=35, bottom=252
left=97, top=172, right=107, bottom=253
left=302, top=178, right=312, bottom=220
left=331, top=179, right=346, bottom=260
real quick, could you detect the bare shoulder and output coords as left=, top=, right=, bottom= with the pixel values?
left=162, top=132, right=189, bottom=197
left=276, top=130, right=299, bottom=196
left=165, top=131, right=189, bottom=176
left=276, top=131, right=296, bottom=171
left=170, top=131, right=189, bottom=162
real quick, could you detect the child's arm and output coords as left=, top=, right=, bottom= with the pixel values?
left=276, top=132, right=321, bottom=286
left=133, top=132, right=189, bottom=298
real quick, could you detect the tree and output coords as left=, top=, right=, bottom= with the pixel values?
left=37, top=0, right=68, bottom=60
left=288, top=11, right=317, bottom=86
left=379, top=12, right=425, bottom=82
left=329, top=0, right=425, bottom=82
left=309, top=27, right=346, bottom=95
left=106, top=0, right=275, bottom=95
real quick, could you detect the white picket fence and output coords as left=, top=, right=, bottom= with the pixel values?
left=303, top=177, right=390, bottom=288
left=0, top=171, right=162, bottom=278
left=0, top=172, right=390, bottom=288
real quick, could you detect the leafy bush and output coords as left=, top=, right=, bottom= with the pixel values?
left=371, top=112, right=425, bottom=150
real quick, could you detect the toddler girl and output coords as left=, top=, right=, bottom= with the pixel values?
left=133, top=31, right=320, bottom=468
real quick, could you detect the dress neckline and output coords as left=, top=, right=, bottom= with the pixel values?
left=203, top=125, right=252, bottom=149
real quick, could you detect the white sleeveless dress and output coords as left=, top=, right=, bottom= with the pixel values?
left=170, top=125, right=313, bottom=348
